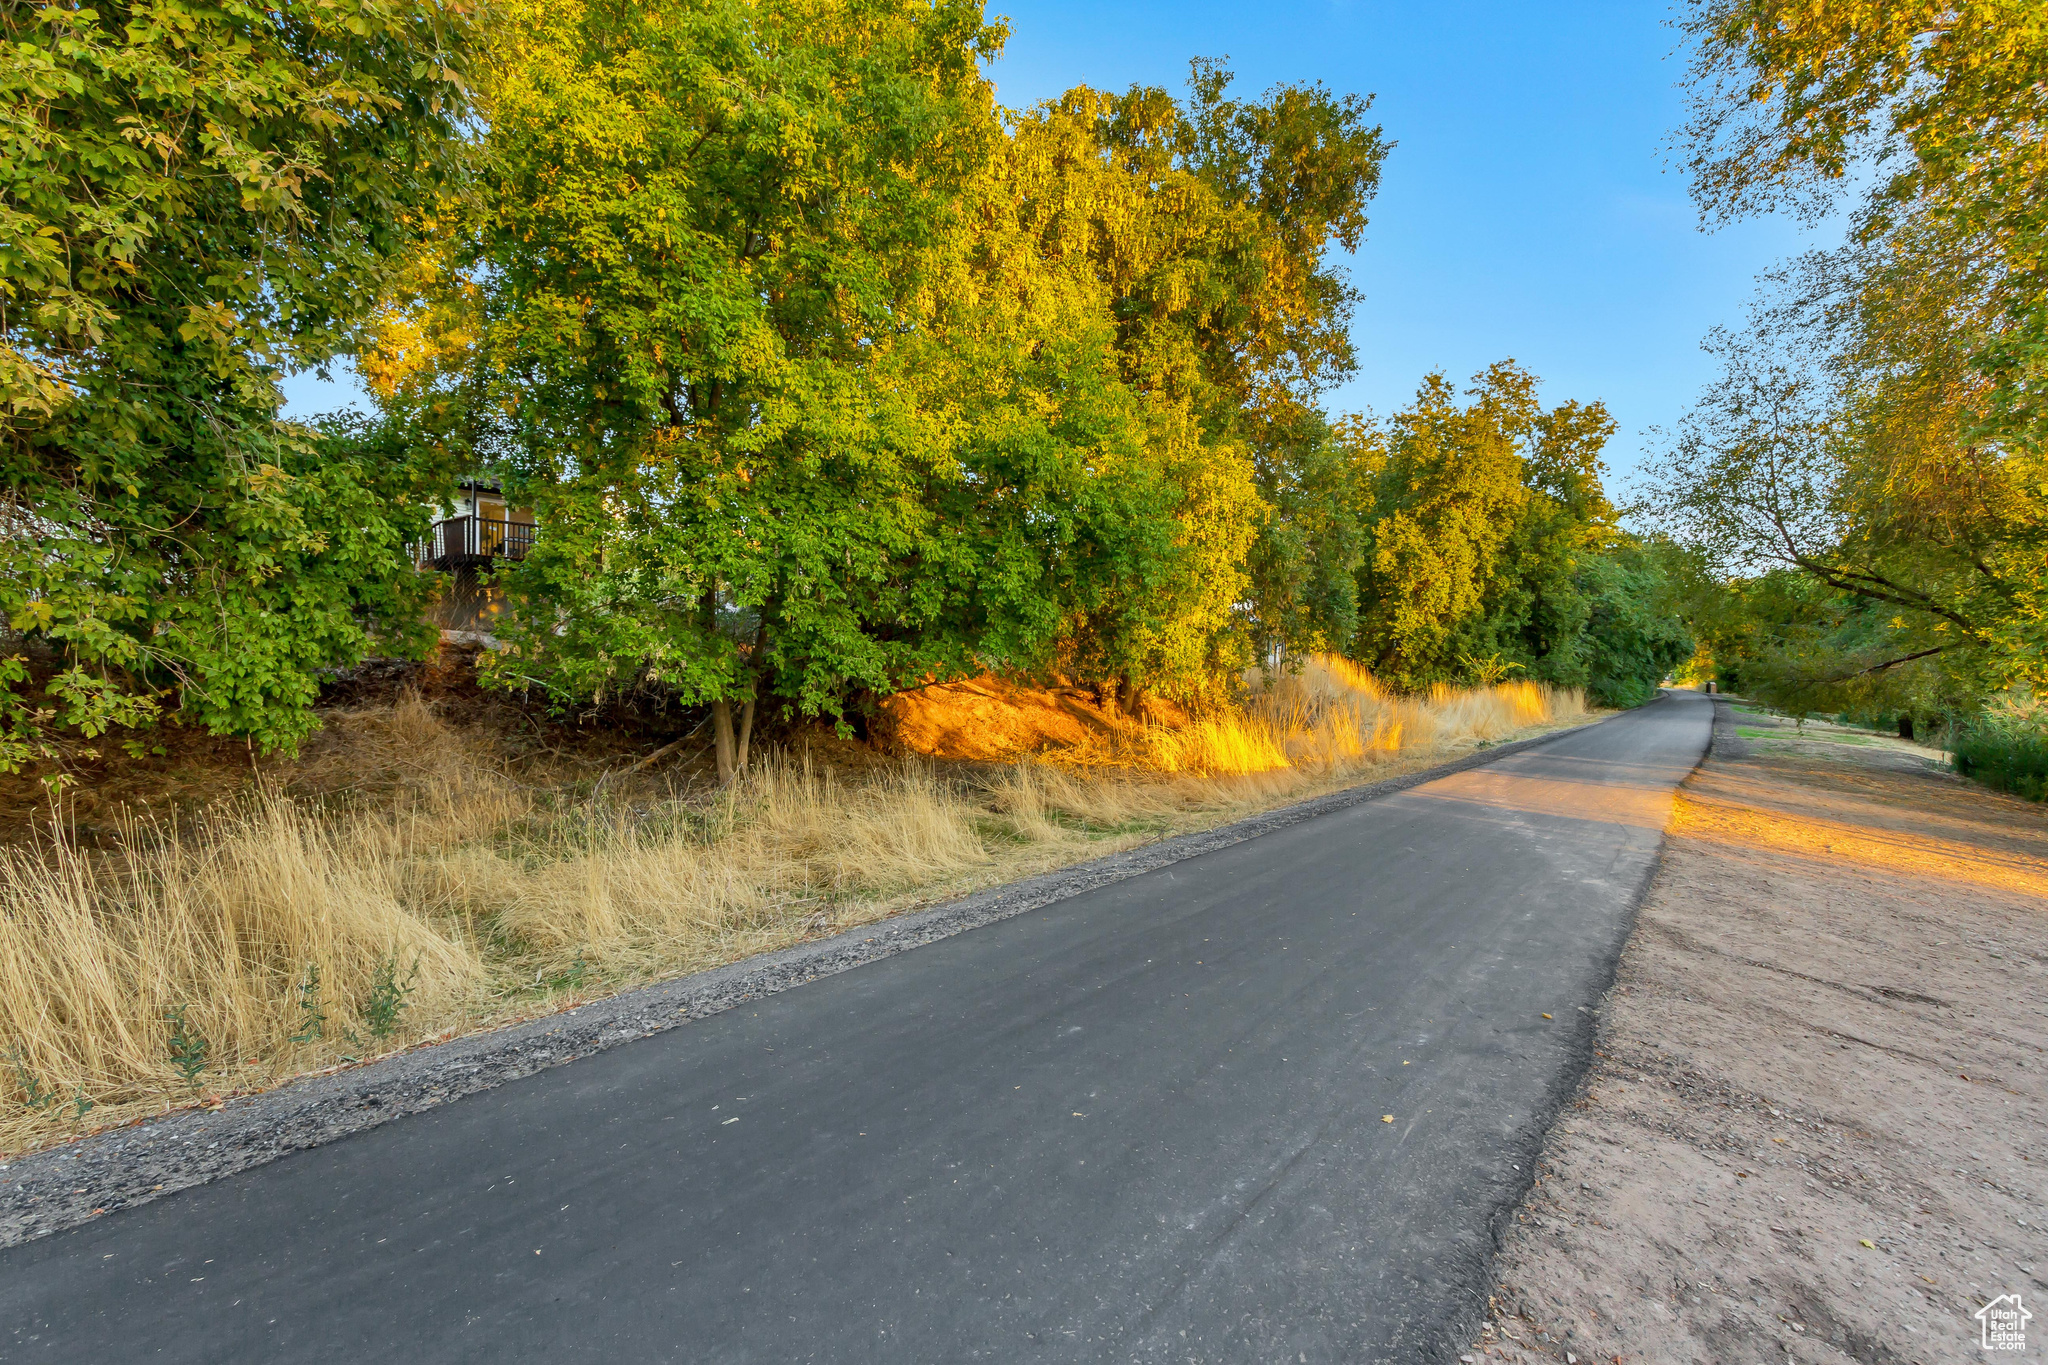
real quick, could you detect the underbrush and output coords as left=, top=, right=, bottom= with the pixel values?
left=1951, top=691, right=2048, bottom=801
left=2, top=658, right=1584, bottom=1151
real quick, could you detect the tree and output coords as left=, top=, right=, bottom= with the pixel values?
left=1342, top=362, right=1686, bottom=701
left=1448, top=380, right=1622, bottom=688
left=998, top=65, right=1388, bottom=705
left=0, top=0, right=476, bottom=769
left=459, top=0, right=1043, bottom=780
left=1350, top=368, right=1531, bottom=689
left=417, top=43, right=1388, bottom=766
left=1670, top=0, right=2048, bottom=694
left=1575, top=542, right=1696, bottom=708
left=1244, top=414, right=1364, bottom=669
left=1641, top=308, right=2046, bottom=695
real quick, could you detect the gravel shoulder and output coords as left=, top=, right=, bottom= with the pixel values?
left=1468, top=698, right=2048, bottom=1365
left=0, top=719, right=1594, bottom=1251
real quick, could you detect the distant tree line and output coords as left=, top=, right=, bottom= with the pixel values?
left=1, top=0, right=1690, bottom=781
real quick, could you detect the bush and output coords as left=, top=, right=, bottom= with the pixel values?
left=1951, top=692, right=2048, bottom=801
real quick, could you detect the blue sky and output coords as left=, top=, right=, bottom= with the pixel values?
left=281, top=0, right=1826, bottom=485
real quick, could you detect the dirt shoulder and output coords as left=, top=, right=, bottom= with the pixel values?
left=1469, top=698, right=2048, bottom=1365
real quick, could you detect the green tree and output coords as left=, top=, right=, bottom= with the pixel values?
left=1641, top=314, right=2045, bottom=698
left=1351, top=368, right=1532, bottom=689
left=464, top=0, right=1032, bottom=780
left=1685, top=566, right=1961, bottom=721
left=1346, top=362, right=1684, bottom=701
left=1448, top=379, right=1622, bottom=688
left=1245, top=414, right=1365, bottom=669
left=1575, top=542, right=1696, bottom=708
left=0, top=0, right=475, bottom=768
left=433, top=41, right=1387, bottom=763
left=1000, top=66, right=1387, bottom=705
left=1671, top=0, right=2048, bottom=696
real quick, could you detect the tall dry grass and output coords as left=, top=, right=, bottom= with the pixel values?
left=1, top=660, right=1583, bottom=1151
left=1115, top=655, right=1573, bottom=777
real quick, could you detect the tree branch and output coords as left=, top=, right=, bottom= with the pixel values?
left=1787, top=554, right=1982, bottom=637
left=1812, top=645, right=1951, bottom=684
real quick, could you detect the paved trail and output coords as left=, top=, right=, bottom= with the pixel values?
left=1, top=693, right=1711, bottom=1364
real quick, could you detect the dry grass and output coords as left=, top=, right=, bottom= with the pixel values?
left=2, top=660, right=1585, bottom=1154
left=1122, top=656, right=1564, bottom=776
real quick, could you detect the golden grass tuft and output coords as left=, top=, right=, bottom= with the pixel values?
left=1, top=661, right=1586, bottom=1152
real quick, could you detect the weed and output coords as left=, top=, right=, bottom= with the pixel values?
left=289, top=964, right=326, bottom=1045
left=363, top=956, right=421, bottom=1040
left=7, top=1048, right=56, bottom=1112
left=1459, top=652, right=1525, bottom=687
left=543, top=953, right=590, bottom=993
left=164, top=1006, right=209, bottom=1088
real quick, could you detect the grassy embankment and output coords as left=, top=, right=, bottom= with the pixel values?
left=1, top=656, right=1585, bottom=1153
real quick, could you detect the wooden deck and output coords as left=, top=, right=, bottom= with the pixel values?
left=412, top=515, right=535, bottom=570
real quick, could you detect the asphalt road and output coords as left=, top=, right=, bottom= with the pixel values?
left=1, top=691, right=1712, bottom=1364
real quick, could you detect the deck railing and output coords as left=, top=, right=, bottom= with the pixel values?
left=411, top=515, right=536, bottom=570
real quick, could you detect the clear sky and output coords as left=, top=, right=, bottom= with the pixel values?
left=281, top=0, right=1827, bottom=487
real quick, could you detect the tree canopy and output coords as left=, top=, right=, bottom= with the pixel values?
left=381, top=5, right=1399, bottom=775
left=1350, top=364, right=1682, bottom=700
left=0, top=0, right=476, bottom=770
left=1652, top=1, right=2048, bottom=717
left=0, top=0, right=1695, bottom=779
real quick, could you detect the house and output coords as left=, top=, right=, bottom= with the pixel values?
left=412, top=478, right=536, bottom=634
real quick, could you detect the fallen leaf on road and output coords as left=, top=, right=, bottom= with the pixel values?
left=1542, top=1014, right=1553, bottom=1020
left=1860, top=1239, right=1875, bottom=1248
left=1382, top=1115, right=1395, bottom=1123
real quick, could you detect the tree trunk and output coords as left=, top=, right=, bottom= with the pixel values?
left=733, top=616, right=767, bottom=776
left=736, top=695, right=756, bottom=772
left=712, top=697, right=736, bottom=784
left=1116, top=674, right=1142, bottom=719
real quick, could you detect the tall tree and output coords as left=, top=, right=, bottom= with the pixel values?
left=1671, top=0, right=2048, bottom=693
left=1350, top=368, right=1531, bottom=689
left=1345, top=363, right=1680, bottom=700
left=0, top=0, right=475, bottom=769
left=1244, top=414, right=1365, bottom=669
left=1002, top=64, right=1388, bottom=702
left=466, top=0, right=1022, bottom=779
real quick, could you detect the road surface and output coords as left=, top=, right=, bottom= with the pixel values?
left=1, top=691, right=1712, bottom=1363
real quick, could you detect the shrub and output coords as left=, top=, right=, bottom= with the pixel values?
left=1951, top=692, right=2048, bottom=801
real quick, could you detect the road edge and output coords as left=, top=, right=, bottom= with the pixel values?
left=3, top=713, right=1611, bottom=1249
